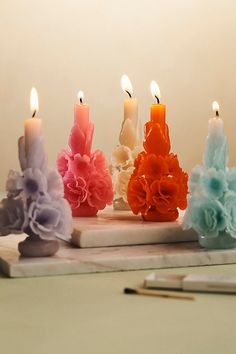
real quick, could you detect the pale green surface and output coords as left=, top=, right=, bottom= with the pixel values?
left=0, top=265, right=236, bottom=354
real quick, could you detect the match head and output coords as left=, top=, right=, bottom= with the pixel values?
left=123, top=287, right=137, bottom=294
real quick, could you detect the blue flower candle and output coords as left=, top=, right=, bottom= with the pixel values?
left=184, top=101, right=236, bottom=249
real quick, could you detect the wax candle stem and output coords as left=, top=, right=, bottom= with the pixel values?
left=203, top=115, right=228, bottom=171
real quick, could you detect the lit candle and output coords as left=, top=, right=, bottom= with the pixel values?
left=24, top=88, right=41, bottom=154
left=21, top=88, right=46, bottom=171
left=74, top=90, right=89, bottom=133
left=203, top=101, right=228, bottom=170
left=150, top=80, right=165, bottom=132
left=143, top=80, right=170, bottom=156
left=208, top=101, right=224, bottom=135
left=121, top=74, right=138, bottom=125
left=70, top=90, right=94, bottom=157
left=119, top=75, right=139, bottom=150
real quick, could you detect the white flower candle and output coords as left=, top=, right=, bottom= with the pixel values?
left=111, top=75, right=141, bottom=210
left=119, top=75, right=140, bottom=149
left=121, top=74, right=138, bottom=125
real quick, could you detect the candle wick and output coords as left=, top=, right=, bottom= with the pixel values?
left=79, top=97, right=83, bottom=104
left=216, top=110, right=219, bottom=117
left=125, top=90, right=132, bottom=98
left=32, top=110, right=36, bottom=118
left=155, top=95, right=160, bottom=104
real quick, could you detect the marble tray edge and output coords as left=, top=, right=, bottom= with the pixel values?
left=71, top=236, right=198, bottom=248
left=2, top=242, right=236, bottom=278
left=71, top=229, right=198, bottom=248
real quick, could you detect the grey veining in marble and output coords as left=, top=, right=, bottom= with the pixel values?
left=1, top=234, right=236, bottom=278
left=71, top=208, right=197, bottom=248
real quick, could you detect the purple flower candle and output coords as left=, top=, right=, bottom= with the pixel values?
left=0, top=88, right=72, bottom=257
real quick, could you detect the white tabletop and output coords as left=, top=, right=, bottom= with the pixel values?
left=0, top=264, right=236, bottom=354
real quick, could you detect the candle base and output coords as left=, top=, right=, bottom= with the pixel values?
left=113, top=198, right=130, bottom=211
left=142, top=208, right=179, bottom=222
left=199, top=232, right=236, bottom=250
left=18, top=234, right=59, bottom=257
left=72, top=202, right=98, bottom=217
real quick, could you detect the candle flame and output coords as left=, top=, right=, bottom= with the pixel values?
left=121, top=74, right=133, bottom=98
left=77, top=90, right=84, bottom=104
left=212, top=101, right=220, bottom=113
left=150, top=80, right=161, bottom=102
left=30, top=87, right=39, bottom=116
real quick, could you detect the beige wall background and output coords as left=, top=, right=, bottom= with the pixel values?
left=0, top=0, right=236, bottom=190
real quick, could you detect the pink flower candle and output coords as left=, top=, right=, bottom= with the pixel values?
left=57, top=91, right=113, bottom=217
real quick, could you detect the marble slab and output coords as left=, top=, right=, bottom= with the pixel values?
left=1, top=235, right=236, bottom=278
left=71, top=208, right=197, bottom=248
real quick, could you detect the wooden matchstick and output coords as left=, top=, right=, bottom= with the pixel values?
left=124, top=287, right=195, bottom=301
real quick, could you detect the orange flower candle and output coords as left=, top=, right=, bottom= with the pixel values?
left=127, top=81, right=188, bottom=222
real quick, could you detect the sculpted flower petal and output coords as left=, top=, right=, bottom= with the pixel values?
left=127, top=176, right=151, bottom=215
left=47, top=169, right=64, bottom=199
left=69, top=122, right=94, bottom=156
left=113, top=168, right=134, bottom=202
left=224, top=193, right=236, bottom=238
left=27, top=195, right=72, bottom=240
left=183, top=196, right=226, bottom=238
left=70, top=153, right=91, bottom=179
left=64, top=171, right=88, bottom=210
left=111, top=145, right=133, bottom=169
left=166, top=154, right=181, bottom=175
left=6, top=170, right=22, bottom=197
left=138, top=154, right=168, bottom=180
left=119, top=118, right=137, bottom=150
left=92, top=149, right=108, bottom=171
left=226, top=168, right=236, bottom=193
left=188, top=165, right=204, bottom=194
left=150, top=176, right=179, bottom=214
left=22, top=168, right=47, bottom=199
left=132, top=145, right=142, bottom=157
left=57, top=150, right=72, bottom=177
left=87, top=173, right=113, bottom=210
left=0, top=197, right=26, bottom=236
left=201, top=168, right=227, bottom=199
left=143, top=122, right=170, bottom=156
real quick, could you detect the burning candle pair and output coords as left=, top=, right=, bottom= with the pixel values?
left=112, top=76, right=167, bottom=210
left=120, top=76, right=189, bottom=221
left=119, top=76, right=164, bottom=149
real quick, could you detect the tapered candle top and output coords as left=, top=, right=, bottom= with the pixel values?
left=73, top=90, right=93, bottom=156
left=30, top=87, right=39, bottom=117
left=212, top=101, right=220, bottom=117
left=121, top=74, right=133, bottom=98
left=208, top=101, right=223, bottom=136
left=21, top=87, right=47, bottom=171
left=150, top=80, right=161, bottom=104
left=77, top=90, right=84, bottom=105
left=150, top=80, right=166, bottom=132
left=204, top=101, right=228, bottom=170
left=119, top=74, right=139, bottom=148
